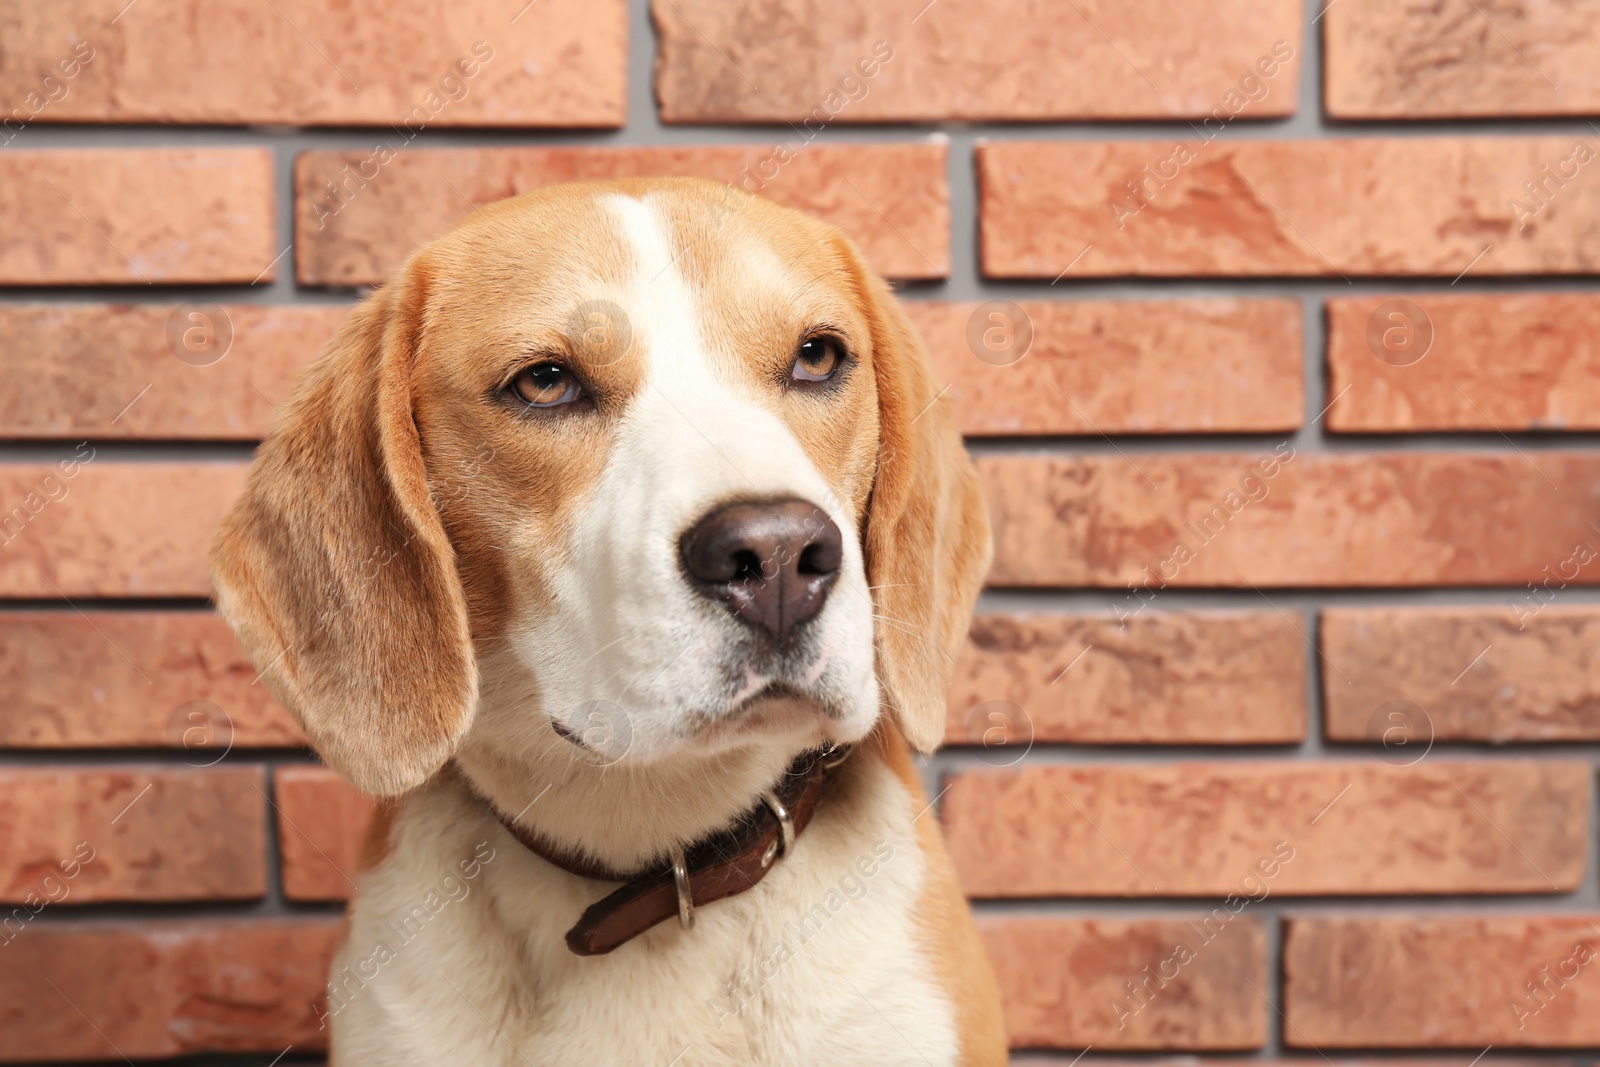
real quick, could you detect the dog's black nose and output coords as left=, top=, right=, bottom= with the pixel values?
left=680, top=498, right=843, bottom=649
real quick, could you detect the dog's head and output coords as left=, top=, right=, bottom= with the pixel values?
left=211, top=178, right=989, bottom=797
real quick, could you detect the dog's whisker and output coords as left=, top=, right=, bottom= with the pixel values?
left=578, top=634, right=629, bottom=667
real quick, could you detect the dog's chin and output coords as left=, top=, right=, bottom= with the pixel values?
left=543, top=670, right=878, bottom=767
left=651, top=683, right=875, bottom=764
left=543, top=693, right=834, bottom=767
left=685, top=690, right=836, bottom=753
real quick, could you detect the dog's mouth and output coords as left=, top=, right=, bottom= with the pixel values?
left=547, top=678, right=841, bottom=763
left=680, top=680, right=839, bottom=745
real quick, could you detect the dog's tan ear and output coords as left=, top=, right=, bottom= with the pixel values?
left=851, top=251, right=992, bottom=754
left=210, top=264, right=477, bottom=796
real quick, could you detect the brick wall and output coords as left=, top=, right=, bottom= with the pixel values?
left=1, top=1, right=1598, bottom=1063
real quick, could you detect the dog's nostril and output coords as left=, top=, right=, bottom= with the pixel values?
left=797, top=540, right=839, bottom=576
left=730, top=549, right=764, bottom=583
left=680, top=497, right=844, bottom=648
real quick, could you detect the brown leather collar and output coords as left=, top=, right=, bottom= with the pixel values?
left=463, top=744, right=851, bottom=956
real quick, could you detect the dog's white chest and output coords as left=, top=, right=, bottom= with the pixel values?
left=327, top=760, right=959, bottom=1067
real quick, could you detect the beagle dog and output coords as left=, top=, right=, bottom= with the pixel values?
left=210, top=177, right=1007, bottom=1065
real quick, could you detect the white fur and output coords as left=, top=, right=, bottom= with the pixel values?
left=510, top=193, right=879, bottom=765
left=327, top=756, right=958, bottom=1066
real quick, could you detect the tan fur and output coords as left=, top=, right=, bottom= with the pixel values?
left=357, top=799, right=401, bottom=874
left=210, top=178, right=1005, bottom=1064
left=846, top=244, right=994, bottom=753
left=210, top=268, right=477, bottom=797
left=877, top=727, right=1009, bottom=1064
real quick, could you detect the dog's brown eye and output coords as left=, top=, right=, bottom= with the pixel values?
left=509, top=362, right=580, bottom=408
left=791, top=337, right=844, bottom=383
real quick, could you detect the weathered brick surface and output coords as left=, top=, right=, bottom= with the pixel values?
left=0, top=0, right=625, bottom=127
left=1026, top=1062, right=1569, bottom=1067
left=1325, top=0, right=1600, bottom=118
left=977, top=138, right=1600, bottom=278
left=275, top=766, right=376, bottom=902
left=1323, top=607, right=1600, bottom=743
left=0, top=304, right=340, bottom=439
left=654, top=0, right=1300, bottom=122
left=1327, top=294, right=1600, bottom=432
left=0, top=149, right=276, bottom=284
left=983, top=917, right=1266, bottom=1049
left=978, top=453, right=1600, bottom=588
left=1285, top=917, right=1600, bottom=1047
left=0, top=766, right=267, bottom=903
left=944, top=612, right=1306, bottom=745
left=0, top=920, right=337, bottom=1060
left=8, top=8, right=1600, bottom=1054
left=294, top=142, right=949, bottom=285
left=0, top=612, right=303, bottom=748
left=0, top=462, right=246, bottom=598
left=909, top=299, right=1303, bottom=435
left=944, top=761, right=1589, bottom=898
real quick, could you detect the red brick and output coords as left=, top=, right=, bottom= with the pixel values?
left=0, top=766, right=267, bottom=903
left=909, top=299, right=1303, bottom=435
left=1027, top=1062, right=1567, bottom=1067
left=945, top=761, right=1588, bottom=898
left=978, top=138, right=1600, bottom=278
left=0, top=919, right=336, bottom=1060
left=945, top=612, right=1306, bottom=746
left=0, top=0, right=625, bottom=127
left=0, top=304, right=341, bottom=440
left=654, top=0, right=1300, bottom=122
left=274, top=766, right=376, bottom=902
left=1025, top=1062, right=1567, bottom=1067
left=1285, top=917, right=1600, bottom=1047
left=0, top=612, right=303, bottom=749
left=1323, top=607, right=1600, bottom=743
left=978, top=452, right=1600, bottom=588
left=982, top=916, right=1266, bottom=1049
left=294, top=142, right=949, bottom=285
left=1327, top=293, right=1600, bottom=432
left=0, top=149, right=276, bottom=285
left=1325, top=0, right=1600, bottom=118
left=0, top=461, right=246, bottom=598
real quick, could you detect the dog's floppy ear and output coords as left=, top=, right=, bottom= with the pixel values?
left=210, top=262, right=477, bottom=797
left=850, top=247, right=992, bottom=754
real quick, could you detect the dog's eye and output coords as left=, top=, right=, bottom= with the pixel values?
left=791, top=337, right=845, bottom=383
left=509, top=362, right=581, bottom=408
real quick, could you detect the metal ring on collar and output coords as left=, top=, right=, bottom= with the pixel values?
left=670, top=844, right=695, bottom=930
left=761, top=791, right=796, bottom=860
